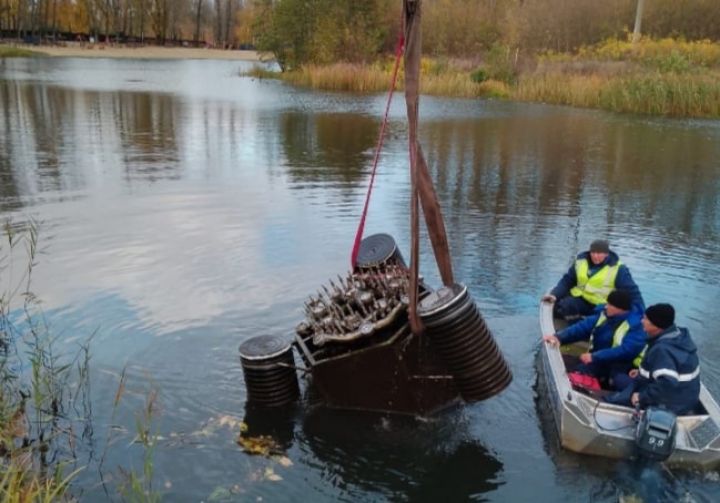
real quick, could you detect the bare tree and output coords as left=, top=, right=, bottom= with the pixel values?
left=149, top=0, right=168, bottom=43
left=224, top=0, right=234, bottom=48
left=192, top=0, right=204, bottom=46
left=214, top=0, right=222, bottom=47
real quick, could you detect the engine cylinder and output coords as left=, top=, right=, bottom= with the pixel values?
left=418, top=283, right=512, bottom=402
left=239, top=335, right=300, bottom=407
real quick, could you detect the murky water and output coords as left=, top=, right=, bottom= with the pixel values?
left=2, top=57, right=720, bottom=501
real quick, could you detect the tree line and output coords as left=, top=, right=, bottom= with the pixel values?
left=0, top=0, right=246, bottom=47
left=2, top=0, right=719, bottom=58
left=254, top=0, right=720, bottom=70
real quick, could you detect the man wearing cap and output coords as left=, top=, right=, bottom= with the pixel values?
left=543, top=289, right=646, bottom=387
left=615, top=304, right=700, bottom=415
left=543, top=239, right=644, bottom=321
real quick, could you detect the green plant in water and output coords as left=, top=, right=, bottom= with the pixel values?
left=0, top=219, right=92, bottom=501
left=119, top=386, right=161, bottom=503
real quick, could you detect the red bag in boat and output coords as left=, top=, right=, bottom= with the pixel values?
left=568, top=371, right=602, bottom=392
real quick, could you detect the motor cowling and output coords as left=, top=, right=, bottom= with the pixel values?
left=635, top=407, right=677, bottom=461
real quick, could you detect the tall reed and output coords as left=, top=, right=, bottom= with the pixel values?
left=248, top=60, right=510, bottom=98
left=0, top=220, right=91, bottom=501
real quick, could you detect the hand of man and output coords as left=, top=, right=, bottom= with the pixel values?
left=579, top=352, right=593, bottom=364
left=542, top=334, right=560, bottom=346
left=628, top=369, right=639, bottom=378
left=631, top=392, right=640, bottom=407
left=542, top=294, right=556, bottom=303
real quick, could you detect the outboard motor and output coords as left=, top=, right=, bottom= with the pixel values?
left=634, top=407, right=677, bottom=462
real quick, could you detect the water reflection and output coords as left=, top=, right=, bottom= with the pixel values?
left=1, top=58, right=720, bottom=502
left=281, top=112, right=378, bottom=183
left=421, top=112, right=720, bottom=243
left=299, top=408, right=504, bottom=501
left=415, top=111, right=720, bottom=321
left=0, top=80, right=184, bottom=189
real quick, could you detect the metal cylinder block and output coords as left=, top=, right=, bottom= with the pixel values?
left=355, top=233, right=407, bottom=269
left=239, top=335, right=300, bottom=407
left=418, top=283, right=512, bottom=402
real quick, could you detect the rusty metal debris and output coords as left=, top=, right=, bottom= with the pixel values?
left=297, top=264, right=411, bottom=346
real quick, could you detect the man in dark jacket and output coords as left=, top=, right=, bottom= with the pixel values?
left=543, top=239, right=644, bottom=321
left=606, top=303, right=701, bottom=415
left=543, top=290, right=645, bottom=387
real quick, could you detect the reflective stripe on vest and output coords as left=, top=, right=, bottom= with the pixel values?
left=590, top=313, right=645, bottom=367
left=570, top=259, right=621, bottom=305
left=638, top=366, right=700, bottom=382
left=589, top=312, right=629, bottom=350
left=633, top=346, right=646, bottom=368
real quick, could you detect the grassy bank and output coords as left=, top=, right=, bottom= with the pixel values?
left=249, top=37, right=720, bottom=118
left=516, top=38, right=720, bottom=117
left=0, top=44, right=46, bottom=57
left=248, top=56, right=510, bottom=99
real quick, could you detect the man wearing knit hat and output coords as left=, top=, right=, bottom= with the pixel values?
left=542, top=239, right=644, bottom=321
left=605, top=303, right=700, bottom=415
left=543, top=289, right=645, bottom=388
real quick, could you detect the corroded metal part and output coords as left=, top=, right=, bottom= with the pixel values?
left=289, top=233, right=464, bottom=416
left=239, top=335, right=299, bottom=407
left=295, top=260, right=411, bottom=346
left=418, top=283, right=512, bottom=403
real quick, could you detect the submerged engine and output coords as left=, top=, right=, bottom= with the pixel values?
left=239, top=233, right=512, bottom=415
left=295, top=263, right=411, bottom=347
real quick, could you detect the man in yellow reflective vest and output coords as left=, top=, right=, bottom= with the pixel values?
left=543, top=290, right=646, bottom=389
left=542, top=239, right=644, bottom=322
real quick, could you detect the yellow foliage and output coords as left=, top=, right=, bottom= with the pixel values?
left=237, top=434, right=281, bottom=457
left=553, top=36, right=720, bottom=68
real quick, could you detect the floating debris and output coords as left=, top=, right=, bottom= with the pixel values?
left=237, top=434, right=282, bottom=456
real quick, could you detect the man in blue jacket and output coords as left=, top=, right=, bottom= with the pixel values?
left=617, top=304, right=700, bottom=415
left=543, top=239, right=644, bottom=321
left=543, top=289, right=646, bottom=388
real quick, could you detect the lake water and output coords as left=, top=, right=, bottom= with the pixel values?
left=1, top=57, right=720, bottom=502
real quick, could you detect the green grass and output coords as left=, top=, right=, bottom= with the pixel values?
left=0, top=45, right=47, bottom=58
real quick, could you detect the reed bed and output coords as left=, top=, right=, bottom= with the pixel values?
left=514, top=71, right=720, bottom=117
left=250, top=37, right=720, bottom=118
left=283, top=62, right=393, bottom=93
left=249, top=60, right=509, bottom=99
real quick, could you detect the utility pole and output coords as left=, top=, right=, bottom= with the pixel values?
left=632, top=0, right=645, bottom=44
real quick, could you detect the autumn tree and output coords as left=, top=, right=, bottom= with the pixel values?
left=252, top=0, right=389, bottom=70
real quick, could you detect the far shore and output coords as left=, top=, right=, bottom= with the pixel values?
left=5, top=42, right=265, bottom=61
